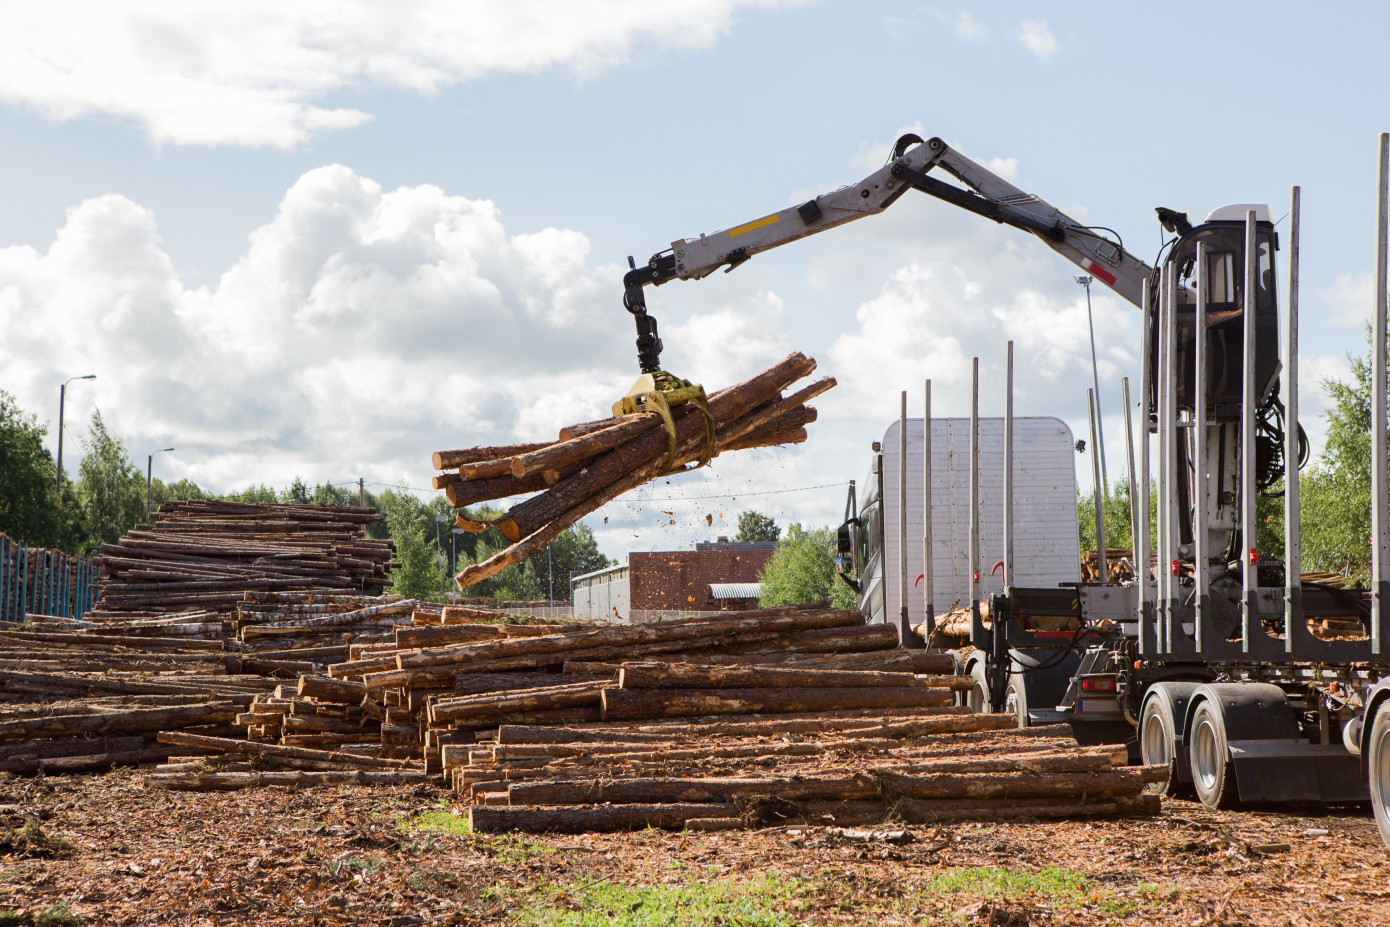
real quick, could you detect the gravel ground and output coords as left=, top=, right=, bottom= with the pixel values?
left=0, top=770, right=1386, bottom=926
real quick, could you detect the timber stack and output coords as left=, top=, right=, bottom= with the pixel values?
left=430, top=352, right=833, bottom=590
left=0, top=589, right=420, bottom=775
left=91, top=500, right=396, bottom=615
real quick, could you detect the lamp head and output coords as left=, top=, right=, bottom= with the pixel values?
left=1073, top=275, right=1092, bottom=287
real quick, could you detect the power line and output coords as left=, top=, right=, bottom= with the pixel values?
left=620, top=480, right=850, bottom=504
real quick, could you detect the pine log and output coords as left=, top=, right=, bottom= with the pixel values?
left=395, top=607, right=863, bottom=672
left=874, top=767, right=1167, bottom=802
left=433, top=443, right=549, bottom=471
left=615, top=662, right=961, bottom=690
left=455, top=355, right=819, bottom=586
left=298, top=674, right=367, bottom=704
left=156, top=731, right=413, bottom=769
left=469, top=802, right=737, bottom=834
left=492, top=710, right=1008, bottom=745
left=0, top=702, right=239, bottom=743
left=143, top=770, right=432, bottom=791
left=430, top=683, right=608, bottom=723
left=508, top=774, right=877, bottom=806
left=395, top=624, right=510, bottom=649
left=510, top=415, right=662, bottom=478
left=599, top=685, right=952, bottom=721
left=445, top=472, right=554, bottom=509
left=490, top=355, right=817, bottom=544
left=454, top=673, right=606, bottom=695
left=719, top=425, right=808, bottom=453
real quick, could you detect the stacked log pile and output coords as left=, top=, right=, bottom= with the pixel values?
left=464, top=723, right=1166, bottom=834
left=0, top=590, right=420, bottom=775
left=431, top=353, right=832, bottom=590
left=91, top=501, right=396, bottom=615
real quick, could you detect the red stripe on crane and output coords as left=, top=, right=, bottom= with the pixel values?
left=1087, top=262, right=1117, bottom=287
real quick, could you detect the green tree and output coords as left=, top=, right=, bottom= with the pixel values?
left=735, top=510, right=781, bottom=543
left=758, top=524, right=856, bottom=609
left=74, top=410, right=145, bottom=553
left=456, top=510, right=613, bottom=602
left=0, top=390, right=68, bottom=547
left=375, top=487, right=447, bottom=600
left=1302, top=335, right=1378, bottom=581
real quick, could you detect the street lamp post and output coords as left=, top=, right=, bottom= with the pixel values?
left=146, top=448, right=175, bottom=520
left=55, top=375, right=97, bottom=496
left=450, top=528, right=465, bottom=596
left=434, top=515, right=448, bottom=594
left=1074, top=275, right=1109, bottom=493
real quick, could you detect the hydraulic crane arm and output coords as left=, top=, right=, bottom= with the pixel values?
left=623, top=134, right=1154, bottom=372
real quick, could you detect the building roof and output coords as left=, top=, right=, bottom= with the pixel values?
left=708, top=582, right=762, bottom=600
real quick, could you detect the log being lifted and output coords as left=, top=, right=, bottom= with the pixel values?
left=444, top=354, right=831, bottom=589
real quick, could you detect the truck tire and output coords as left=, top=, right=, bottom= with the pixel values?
left=1368, top=705, right=1390, bottom=849
left=966, top=659, right=993, bottom=714
left=1139, top=690, right=1185, bottom=797
left=1139, top=682, right=1199, bottom=798
left=1188, top=699, right=1238, bottom=809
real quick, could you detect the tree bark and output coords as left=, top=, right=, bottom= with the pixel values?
left=615, top=662, right=959, bottom=690
left=468, top=802, right=739, bottom=834
left=143, top=770, right=431, bottom=791
left=433, top=443, right=549, bottom=471
left=156, top=730, right=413, bottom=769
left=599, top=686, right=952, bottom=721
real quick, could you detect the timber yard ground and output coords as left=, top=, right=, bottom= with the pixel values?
left=0, top=772, right=1385, bottom=927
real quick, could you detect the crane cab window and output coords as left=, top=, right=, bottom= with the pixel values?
left=1206, top=251, right=1236, bottom=304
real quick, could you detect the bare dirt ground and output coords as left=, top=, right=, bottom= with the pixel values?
left=0, top=770, right=1386, bottom=926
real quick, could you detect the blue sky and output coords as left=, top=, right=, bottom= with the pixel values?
left=2, top=1, right=1387, bottom=561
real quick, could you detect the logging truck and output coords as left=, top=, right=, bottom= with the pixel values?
left=618, top=129, right=1390, bottom=848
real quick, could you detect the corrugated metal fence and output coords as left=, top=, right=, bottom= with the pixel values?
left=0, top=533, right=99, bottom=621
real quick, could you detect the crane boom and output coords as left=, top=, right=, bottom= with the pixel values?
left=622, top=134, right=1153, bottom=372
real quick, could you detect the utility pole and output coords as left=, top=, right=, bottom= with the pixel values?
left=1075, top=275, right=1109, bottom=492
left=55, top=374, right=97, bottom=496
left=358, top=478, right=365, bottom=507
left=146, top=448, right=175, bottom=521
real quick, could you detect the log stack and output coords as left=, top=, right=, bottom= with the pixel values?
left=430, top=353, right=833, bottom=590
left=463, top=721, right=1166, bottom=833
left=91, top=500, right=397, bottom=615
left=0, top=589, right=420, bottom=775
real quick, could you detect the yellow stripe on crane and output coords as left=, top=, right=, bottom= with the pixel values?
left=726, top=213, right=781, bottom=238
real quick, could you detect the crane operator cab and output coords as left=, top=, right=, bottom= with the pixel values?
left=1149, top=204, right=1292, bottom=567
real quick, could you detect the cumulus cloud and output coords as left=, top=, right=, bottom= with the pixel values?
left=1017, top=19, right=1059, bottom=59
left=0, top=1, right=780, bottom=147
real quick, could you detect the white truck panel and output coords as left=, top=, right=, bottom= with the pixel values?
left=877, top=417, right=1080, bottom=627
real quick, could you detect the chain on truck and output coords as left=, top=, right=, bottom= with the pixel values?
left=617, top=128, right=1390, bottom=850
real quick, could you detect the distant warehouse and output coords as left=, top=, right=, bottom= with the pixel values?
left=571, top=538, right=775, bottom=623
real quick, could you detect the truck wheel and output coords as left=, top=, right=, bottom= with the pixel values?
left=1139, top=691, right=1184, bottom=797
left=966, top=660, right=993, bottom=714
left=1368, top=705, right=1390, bottom=849
left=1188, top=700, right=1237, bottom=809
left=1003, top=677, right=1027, bottom=729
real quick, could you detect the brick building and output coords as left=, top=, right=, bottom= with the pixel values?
left=571, top=538, right=776, bottom=622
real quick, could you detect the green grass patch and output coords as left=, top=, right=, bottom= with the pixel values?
left=517, top=876, right=803, bottom=927
left=399, top=808, right=472, bottom=838
left=918, top=867, right=1092, bottom=904
left=0, top=903, right=84, bottom=927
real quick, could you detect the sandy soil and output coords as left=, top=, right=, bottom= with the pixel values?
left=0, top=770, right=1385, bottom=926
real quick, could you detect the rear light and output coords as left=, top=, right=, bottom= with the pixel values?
left=1248, top=547, right=1258, bottom=566
left=1080, top=677, right=1117, bottom=693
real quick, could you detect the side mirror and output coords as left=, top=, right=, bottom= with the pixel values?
left=836, top=523, right=854, bottom=554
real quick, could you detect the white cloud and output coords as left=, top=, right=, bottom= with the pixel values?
left=1017, top=19, right=1058, bottom=59
left=0, top=1, right=781, bottom=148
left=953, top=12, right=987, bottom=42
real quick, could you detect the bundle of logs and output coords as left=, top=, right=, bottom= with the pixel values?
left=465, top=725, right=1165, bottom=834
left=137, top=600, right=1168, bottom=833
left=431, top=352, right=832, bottom=590
left=91, top=501, right=397, bottom=615
left=0, top=590, right=418, bottom=775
